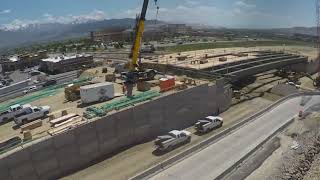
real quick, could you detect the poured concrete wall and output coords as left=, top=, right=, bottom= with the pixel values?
left=0, top=83, right=232, bottom=180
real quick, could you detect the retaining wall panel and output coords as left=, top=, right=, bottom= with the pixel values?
left=74, top=122, right=98, bottom=145
left=39, top=168, right=61, bottom=180
left=54, top=144, right=80, bottom=173
left=134, top=124, right=153, bottom=142
left=0, top=157, right=12, bottom=180
left=95, top=114, right=117, bottom=136
left=133, top=103, right=151, bottom=126
left=9, top=161, right=38, bottom=180
left=6, top=149, right=38, bottom=180
left=52, top=130, right=76, bottom=148
left=29, top=139, right=60, bottom=177
left=146, top=99, right=166, bottom=135
left=33, top=158, right=59, bottom=178
left=115, top=108, right=136, bottom=146
left=74, top=122, right=100, bottom=164
left=96, top=116, right=120, bottom=155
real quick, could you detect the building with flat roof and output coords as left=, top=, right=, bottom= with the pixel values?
left=0, top=51, right=48, bottom=72
left=39, top=54, right=94, bottom=74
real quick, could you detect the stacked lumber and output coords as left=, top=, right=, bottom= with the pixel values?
left=48, top=113, right=88, bottom=136
left=20, top=120, right=43, bottom=133
left=48, top=117, right=87, bottom=136
left=49, top=114, right=77, bottom=127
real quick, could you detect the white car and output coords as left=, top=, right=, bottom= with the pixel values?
left=154, top=130, right=191, bottom=151
left=286, top=82, right=300, bottom=89
left=0, top=104, right=32, bottom=123
left=23, top=86, right=37, bottom=94
left=14, top=106, right=50, bottom=125
left=195, top=116, right=223, bottom=133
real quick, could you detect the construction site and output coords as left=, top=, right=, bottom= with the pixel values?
left=1, top=1, right=320, bottom=180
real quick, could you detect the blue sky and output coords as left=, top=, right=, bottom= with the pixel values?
left=0, top=0, right=316, bottom=30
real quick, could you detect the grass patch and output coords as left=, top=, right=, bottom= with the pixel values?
left=164, top=40, right=312, bottom=53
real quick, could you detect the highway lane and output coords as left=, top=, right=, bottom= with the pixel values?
left=0, top=71, right=78, bottom=102
left=149, top=95, right=320, bottom=180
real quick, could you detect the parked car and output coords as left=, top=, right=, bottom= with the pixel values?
left=154, top=130, right=191, bottom=151
left=23, top=86, right=37, bottom=94
left=14, top=106, right=50, bottom=125
left=43, top=79, right=57, bottom=87
left=0, top=104, right=32, bottom=123
left=286, top=81, right=300, bottom=89
left=194, top=116, right=223, bottom=133
left=30, top=70, right=41, bottom=76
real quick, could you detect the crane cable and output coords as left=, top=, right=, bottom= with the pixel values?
left=154, top=0, right=160, bottom=24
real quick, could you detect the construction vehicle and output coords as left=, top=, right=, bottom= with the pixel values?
left=121, top=0, right=159, bottom=84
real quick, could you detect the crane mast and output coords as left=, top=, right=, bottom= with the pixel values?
left=315, top=0, right=320, bottom=86
left=129, top=0, right=149, bottom=71
left=122, top=0, right=158, bottom=85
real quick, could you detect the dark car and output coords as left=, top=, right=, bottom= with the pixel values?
left=30, top=70, right=41, bottom=76
left=43, top=79, right=57, bottom=87
left=0, top=136, right=22, bottom=152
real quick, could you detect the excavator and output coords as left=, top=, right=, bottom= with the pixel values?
left=121, top=0, right=159, bottom=84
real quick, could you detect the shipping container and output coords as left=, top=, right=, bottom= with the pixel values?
left=80, top=82, right=115, bottom=104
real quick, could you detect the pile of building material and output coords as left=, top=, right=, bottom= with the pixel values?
left=84, top=90, right=161, bottom=119
left=219, top=57, right=228, bottom=62
left=20, top=120, right=43, bottom=133
left=160, top=76, right=176, bottom=92
left=48, top=114, right=85, bottom=136
left=177, top=55, right=188, bottom=61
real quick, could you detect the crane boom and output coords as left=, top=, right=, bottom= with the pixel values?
left=122, top=0, right=158, bottom=85
left=129, top=0, right=149, bottom=71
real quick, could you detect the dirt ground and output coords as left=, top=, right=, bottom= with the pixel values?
left=246, top=112, right=320, bottom=180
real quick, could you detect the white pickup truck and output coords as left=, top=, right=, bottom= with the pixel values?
left=0, top=104, right=32, bottom=123
left=154, top=130, right=191, bottom=151
left=14, top=106, right=50, bottom=125
left=194, top=116, right=223, bottom=133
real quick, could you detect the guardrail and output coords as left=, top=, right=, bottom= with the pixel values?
left=129, top=91, right=320, bottom=180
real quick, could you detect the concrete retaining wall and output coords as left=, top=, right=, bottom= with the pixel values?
left=0, top=83, right=232, bottom=180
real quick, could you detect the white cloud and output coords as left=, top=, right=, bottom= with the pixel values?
left=0, top=9, right=11, bottom=14
left=185, top=0, right=200, bottom=6
left=1, top=10, right=108, bottom=31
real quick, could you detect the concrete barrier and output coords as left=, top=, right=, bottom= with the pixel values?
left=224, top=137, right=281, bottom=180
left=129, top=91, right=320, bottom=180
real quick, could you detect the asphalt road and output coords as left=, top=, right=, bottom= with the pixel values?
left=149, top=95, right=320, bottom=180
left=0, top=71, right=78, bottom=102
